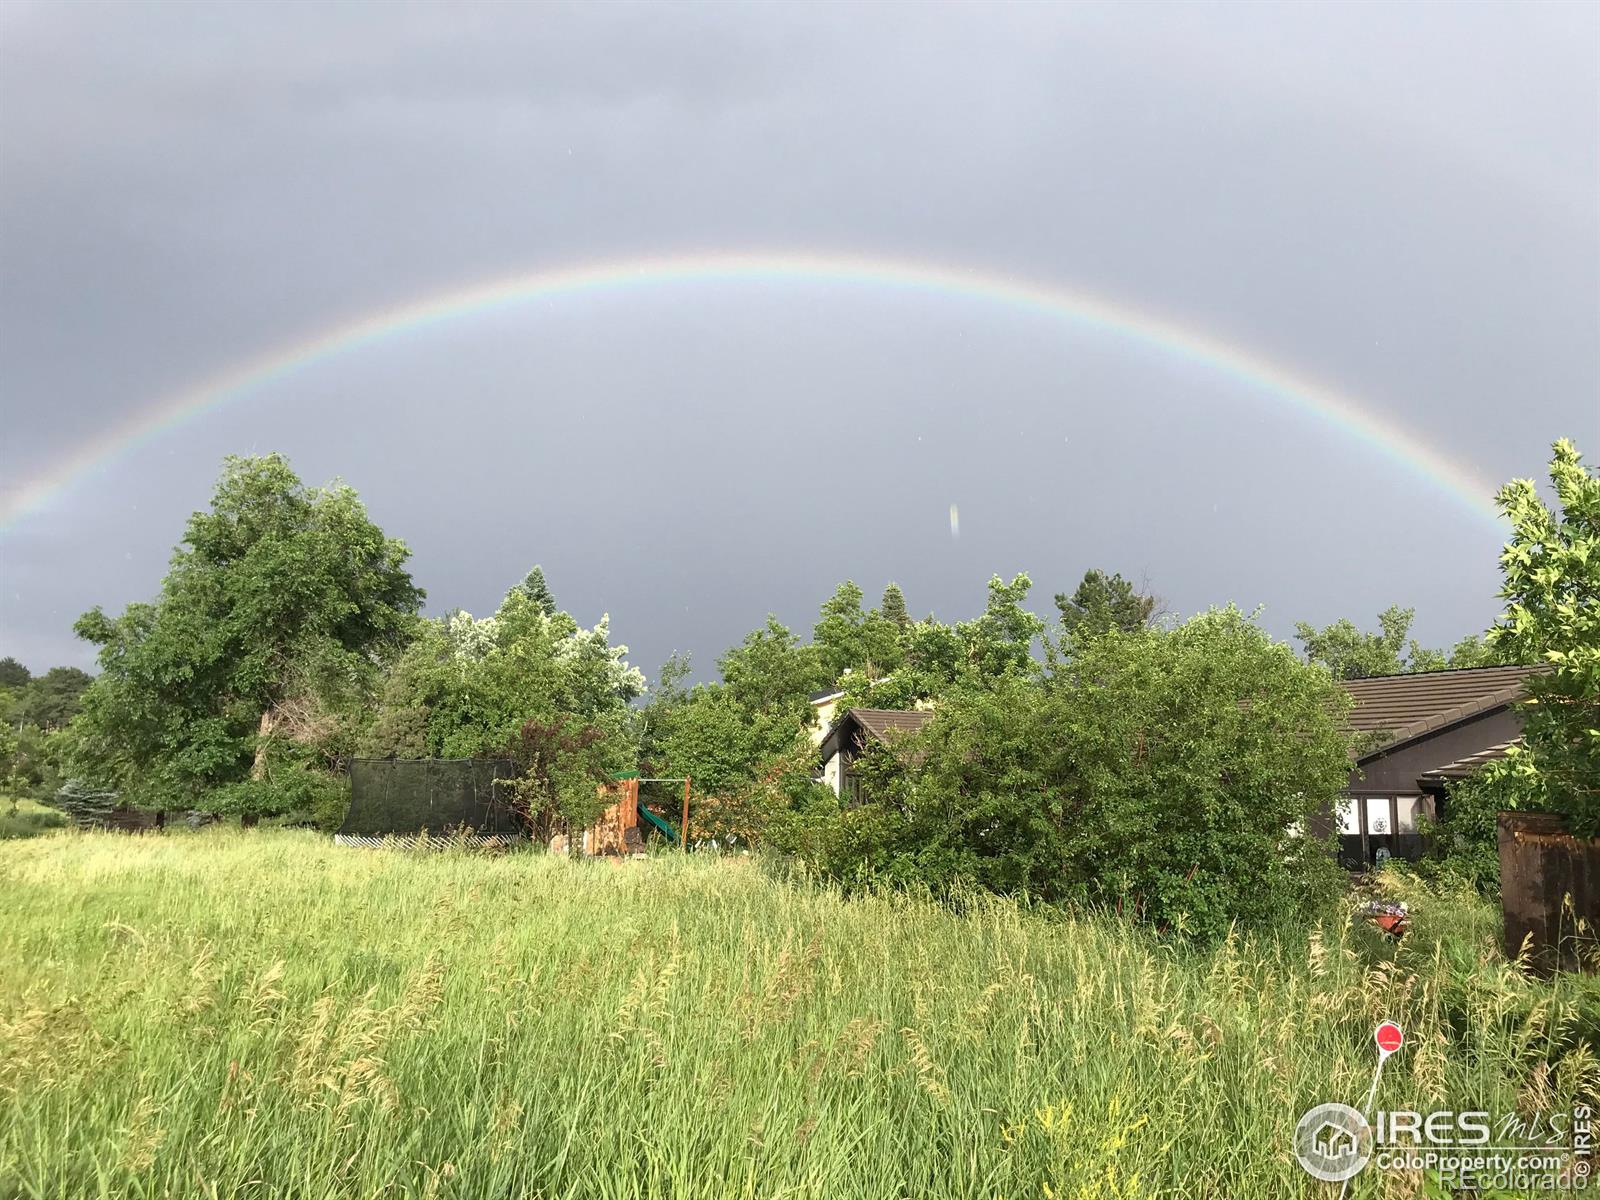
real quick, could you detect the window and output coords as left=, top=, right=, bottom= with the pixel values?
left=1394, top=796, right=1419, bottom=834
left=840, top=769, right=866, bottom=808
left=1337, top=798, right=1360, bottom=835
left=1365, top=796, right=1390, bottom=835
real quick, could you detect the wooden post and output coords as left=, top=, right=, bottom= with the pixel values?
left=1498, top=811, right=1600, bottom=976
left=682, top=776, right=691, bottom=853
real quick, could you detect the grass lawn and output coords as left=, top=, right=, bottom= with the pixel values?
left=1, top=829, right=1595, bottom=1198
left=0, top=797, right=69, bottom=841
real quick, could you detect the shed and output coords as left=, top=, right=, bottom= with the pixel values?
left=817, top=707, right=934, bottom=804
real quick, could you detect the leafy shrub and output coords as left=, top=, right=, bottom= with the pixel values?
left=1413, top=768, right=1521, bottom=892
left=211, top=761, right=350, bottom=830
left=781, top=608, right=1352, bottom=941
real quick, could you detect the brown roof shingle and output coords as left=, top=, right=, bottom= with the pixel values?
left=850, top=708, right=935, bottom=745
left=1341, top=665, right=1542, bottom=760
left=818, top=707, right=934, bottom=762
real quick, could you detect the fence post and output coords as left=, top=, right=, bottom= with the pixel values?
left=682, top=776, right=691, bottom=853
left=1498, top=811, right=1600, bottom=976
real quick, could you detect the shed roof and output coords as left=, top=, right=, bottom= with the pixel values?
left=1341, top=665, right=1541, bottom=761
left=817, top=707, right=934, bottom=761
left=1417, top=739, right=1521, bottom=786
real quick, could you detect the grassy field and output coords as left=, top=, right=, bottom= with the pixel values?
left=0, top=798, right=69, bottom=841
left=1, top=830, right=1595, bottom=1199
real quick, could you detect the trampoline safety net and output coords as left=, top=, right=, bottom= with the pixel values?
left=341, top=758, right=523, bottom=837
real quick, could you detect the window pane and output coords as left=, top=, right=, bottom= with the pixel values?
left=1395, top=796, right=1418, bottom=833
left=1338, top=798, right=1360, bottom=835
left=1365, top=797, right=1390, bottom=835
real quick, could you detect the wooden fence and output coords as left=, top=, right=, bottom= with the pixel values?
left=1498, top=811, right=1599, bottom=976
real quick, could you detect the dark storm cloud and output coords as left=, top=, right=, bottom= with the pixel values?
left=2, top=0, right=1596, bottom=676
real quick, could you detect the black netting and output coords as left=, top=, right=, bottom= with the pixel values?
left=341, top=759, right=522, bottom=836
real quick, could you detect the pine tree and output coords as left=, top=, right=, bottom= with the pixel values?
left=518, top=566, right=557, bottom=617
left=880, top=583, right=910, bottom=630
left=1055, top=570, right=1156, bottom=638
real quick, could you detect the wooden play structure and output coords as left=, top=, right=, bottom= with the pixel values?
left=580, top=773, right=691, bottom=856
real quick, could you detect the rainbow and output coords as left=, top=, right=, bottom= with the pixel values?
left=0, top=250, right=1503, bottom=531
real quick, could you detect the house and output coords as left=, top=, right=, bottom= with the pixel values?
left=1311, top=1120, right=1358, bottom=1163
left=814, top=703, right=933, bottom=804
left=1335, top=663, right=1540, bottom=867
left=809, top=688, right=846, bottom=746
left=813, top=664, right=1541, bottom=867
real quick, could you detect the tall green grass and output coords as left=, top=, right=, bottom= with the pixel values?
left=0, top=798, right=69, bottom=842
left=1, top=830, right=1594, bottom=1199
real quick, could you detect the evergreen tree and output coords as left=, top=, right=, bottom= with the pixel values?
left=880, top=583, right=910, bottom=630
left=517, top=565, right=558, bottom=617
left=1055, top=569, right=1156, bottom=638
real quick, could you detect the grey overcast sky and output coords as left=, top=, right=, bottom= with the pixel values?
left=1, top=0, right=1596, bottom=678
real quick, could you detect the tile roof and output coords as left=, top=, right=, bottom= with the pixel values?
left=1341, top=665, right=1542, bottom=760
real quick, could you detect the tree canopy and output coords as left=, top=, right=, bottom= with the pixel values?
left=68, top=454, right=424, bottom=807
left=1294, top=604, right=1510, bottom=679
left=0, top=662, right=90, bottom=801
left=42, top=438, right=1577, bottom=936
left=1480, top=439, right=1600, bottom=836
left=776, top=607, right=1351, bottom=940
left=361, top=581, right=644, bottom=763
left=1054, top=569, right=1157, bottom=637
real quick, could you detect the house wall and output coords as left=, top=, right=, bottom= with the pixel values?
left=811, top=696, right=841, bottom=747
left=1351, top=708, right=1521, bottom=793
left=822, top=749, right=842, bottom=796
left=1334, top=706, right=1522, bottom=867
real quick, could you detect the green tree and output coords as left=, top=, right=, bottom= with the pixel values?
left=517, top=565, right=558, bottom=618
left=719, top=616, right=828, bottom=722
left=1054, top=569, right=1156, bottom=637
left=648, top=684, right=784, bottom=801
left=880, top=583, right=910, bottom=630
left=0, top=677, right=65, bottom=801
left=18, top=667, right=92, bottom=730
left=0, top=658, right=31, bottom=690
left=69, top=454, right=423, bottom=811
left=647, top=575, right=1046, bottom=820
left=841, top=574, right=1045, bottom=710
left=967, top=573, right=1045, bottom=678
left=812, top=582, right=906, bottom=688
left=500, top=715, right=633, bottom=843
left=1294, top=604, right=1415, bottom=679
left=645, top=613, right=834, bottom=833
left=1441, top=634, right=1507, bottom=670
left=814, top=583, right=866, bottom=680
left=1294, top=606, right=1509, bottom=678
left=361, top=582, right=644, bottom=762
left=1481, top=439, right=1600, bottom=836
left=792, top=608, right=1350, bottom=940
